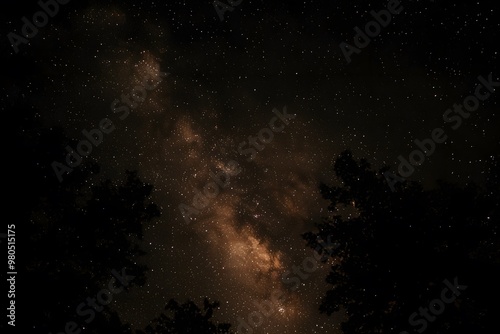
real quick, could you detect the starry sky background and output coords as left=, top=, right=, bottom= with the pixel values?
left=3, top=0, right=499, bottom=333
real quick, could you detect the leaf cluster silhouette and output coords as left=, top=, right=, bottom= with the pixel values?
left=303, top=150, right=500, bottom=334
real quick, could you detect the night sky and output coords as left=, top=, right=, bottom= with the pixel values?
left=3, top=0, right=499, bottom=333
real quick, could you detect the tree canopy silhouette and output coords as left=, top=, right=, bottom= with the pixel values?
left=16, top=105, right=161, bottom=333
left=303, top=150, right=500, bottom=334
left=137, top=298, right=234, bottom=334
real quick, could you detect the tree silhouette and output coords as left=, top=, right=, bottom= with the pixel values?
left=15, top=104, right=160, bottom=333
left=303, top=150, right=500, bottom=334
left=137, top=298, right=234, bottom=334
